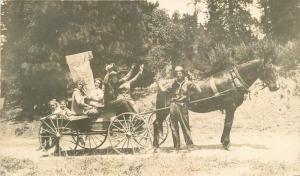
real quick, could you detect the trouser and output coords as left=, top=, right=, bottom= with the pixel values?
left=169, top=102, right=193, bottom=149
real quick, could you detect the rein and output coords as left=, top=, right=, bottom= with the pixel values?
left=139, top=88, right=236, bottom=115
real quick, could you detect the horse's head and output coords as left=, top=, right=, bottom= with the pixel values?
left=258, top=59, right=280, bottom=91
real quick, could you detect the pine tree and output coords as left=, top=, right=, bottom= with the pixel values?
left=206, top=0, right=257, bottom=44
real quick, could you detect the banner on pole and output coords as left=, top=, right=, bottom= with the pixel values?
left=66, top=51, right=95, bottom=95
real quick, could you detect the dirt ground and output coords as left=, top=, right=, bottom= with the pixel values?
left=0, top=77, right=299, bottom=176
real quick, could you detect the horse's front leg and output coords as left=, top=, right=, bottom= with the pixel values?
left=221, top=103, right=236, bottom=150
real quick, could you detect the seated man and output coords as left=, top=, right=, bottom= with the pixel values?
left=71, top=80, right=98, bottom=116
left=103, top=71, right=135, bottom=115
left=103, top=64, right=143, bottom=115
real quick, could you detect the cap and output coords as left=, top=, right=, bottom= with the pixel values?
left=105, top=63, right=116, bottom=72
left=174, top=66, right=184, bottom=72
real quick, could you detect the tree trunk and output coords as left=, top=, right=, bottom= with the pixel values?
left=228, top=0, right=235, bottom=43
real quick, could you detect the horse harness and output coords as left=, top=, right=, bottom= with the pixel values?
left=208, top=66, right=251, bottom=97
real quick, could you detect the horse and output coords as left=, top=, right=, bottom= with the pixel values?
left=153, top=58, right=280, bottom=150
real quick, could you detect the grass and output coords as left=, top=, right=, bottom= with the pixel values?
left=0, top=156, right=36, bottom=176
left=0, top=154, right=295, bottom=176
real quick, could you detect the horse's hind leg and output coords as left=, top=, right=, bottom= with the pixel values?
left=221, top=103, right=236, bottom=150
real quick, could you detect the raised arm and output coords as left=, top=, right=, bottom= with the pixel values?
left=155, top=78, right=175, bottom=93
left=118, top=64, right=144, bottom=90
left=119, top=64, right=136, bottom=82
left=128, top=64, right=143, bottom=85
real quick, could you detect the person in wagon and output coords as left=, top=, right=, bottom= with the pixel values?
left=48, top=99, right=61, bottom=114
left=103, top=71, right=136, bottom=114
left=103, top=64, right=143, bottom=114
left=87, top=78, right=104, bottom=108
left=71, top=79, right=98, bottom=116
left=38, top=99, right=60, bottom=151
left=59, top=99, right=74, bottom=116
left=103, top=63, right=117, bottom=86
left=156, top=66, right=201, bottom=151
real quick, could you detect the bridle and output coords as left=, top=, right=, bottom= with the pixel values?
left=257, top=62, right=276, bottom=89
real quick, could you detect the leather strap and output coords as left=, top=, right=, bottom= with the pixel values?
left=232, top=66, right=250, bottom=92
left=209, top=77, right=219, bottom=95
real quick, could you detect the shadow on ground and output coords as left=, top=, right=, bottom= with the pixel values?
left=48, top=143, right=269, bottom=157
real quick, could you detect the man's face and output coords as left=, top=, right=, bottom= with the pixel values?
left=175, top=71, right=184, bottom=81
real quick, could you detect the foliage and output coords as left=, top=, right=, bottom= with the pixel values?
left=259, top=0, right=300, bottom=43
left=1, top=1, right=157, bottom=118
left=206, top=0, right=258, bottom=45
left=1, top=1, right=299, bottom=118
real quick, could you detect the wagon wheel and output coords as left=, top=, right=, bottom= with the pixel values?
left=77, top=128, right=108, bottom=150
left=108, top=112, right=150, bottom=154
left=39, top=114, right=79, bottom=156
left=148, top=112, right=169, bottom=145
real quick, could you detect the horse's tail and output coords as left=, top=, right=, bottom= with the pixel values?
left=155, top=91, right=170, bottom=120
left=156, top=91, right=166, bottom=109
left=153, top=92, right=170, bottom=148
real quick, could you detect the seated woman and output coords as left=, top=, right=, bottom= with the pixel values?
left=38, top=99, right=61, bottom=151
left=87, top=78, right=104, bottom=108
left=48, top=99, right=61, bottom=114
left=71, top=80, right=98, bottom=116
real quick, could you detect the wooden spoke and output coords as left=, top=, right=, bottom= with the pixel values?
left=41, top=120, right=56, bottom=134
left=40, top=128, right=56, bottom=136
left=77, top=127, right=108, bottom=150
left=113, top=136, right=127, bottom=148
left=49, top=118, right=58, bottom=133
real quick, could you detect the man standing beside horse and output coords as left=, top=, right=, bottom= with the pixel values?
left=155, top=66, right=201, bottom=152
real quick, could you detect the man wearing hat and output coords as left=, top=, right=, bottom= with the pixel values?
left=156, top=66, right=200, bottom=151
left=103, top=64, right=143, bottom=114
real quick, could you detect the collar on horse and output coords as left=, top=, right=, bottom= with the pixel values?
left=231, top=65, right=250, bottom=93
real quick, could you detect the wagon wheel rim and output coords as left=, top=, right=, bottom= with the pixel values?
left=39, top=114, right=63, bottom=151
left=39, top=114, right=79, bottom=156
left=77, top=129, right=108, bottom=150
left=132, top=114, right=152, bottom=152
left=108, top=112, right=148, bottom=154
left=55, top=123, right=79, bottom=156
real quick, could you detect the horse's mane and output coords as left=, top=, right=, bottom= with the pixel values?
left=237, top=59, right=261, bottom=68
left=200, top=59, right=261, bottom=79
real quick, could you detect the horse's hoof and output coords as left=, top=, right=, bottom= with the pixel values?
left=222, top=141, right=231, bottom=150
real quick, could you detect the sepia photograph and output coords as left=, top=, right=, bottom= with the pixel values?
left=0, top=0, right=299, bottom=175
